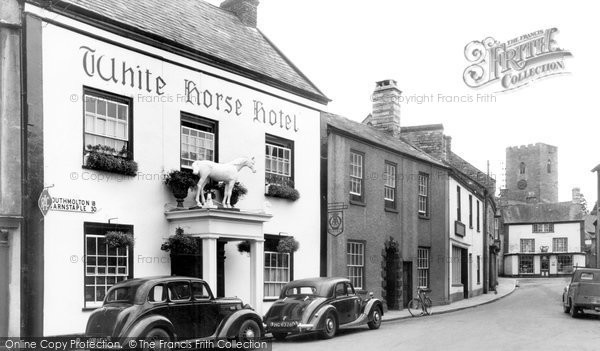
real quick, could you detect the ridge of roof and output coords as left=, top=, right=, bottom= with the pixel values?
left=29, top=0, right=329, bottom=104
left=324, top=112, right=447, bottom=168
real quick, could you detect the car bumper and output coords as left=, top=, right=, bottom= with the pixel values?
left=265, top=322, right=315, bottom=335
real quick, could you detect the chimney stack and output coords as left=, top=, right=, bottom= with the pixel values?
left=572, top=187, right=582, bottom=204
left=368, top=79, right=402, bottom=136
left=220, top=0, right=260, bottom=27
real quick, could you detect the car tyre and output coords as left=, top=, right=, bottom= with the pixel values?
left=237, top=319, right=261, bottom=346
left=320, top=311, right=337, bottom=339
left=272, top=332, right=287, bottom=341
left=569, top=300, right=579, bottom=318
left=367, top=306, right=382, bottom=330
left=144, top=328, right=171, bottom=351
left=563, top=302, right=570, bottom=314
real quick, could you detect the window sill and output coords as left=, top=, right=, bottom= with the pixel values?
left=385, top=207, right=399, bottom=213
left=418, top=214, right=430, bottom=220
left=451, top=284, right=463, bottom=287
left=350, top=200, right=366, bottom=207
left=263, top=298, right=279, bottom=302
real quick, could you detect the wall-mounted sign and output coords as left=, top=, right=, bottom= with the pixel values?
left=328, top=211, right=344, bottom=237
left=38, top=189, right=97, bottom=216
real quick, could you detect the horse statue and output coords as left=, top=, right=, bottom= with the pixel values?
left=192, top=157, right=256, bottom=208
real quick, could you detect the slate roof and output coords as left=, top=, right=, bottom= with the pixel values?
left=447, top=151, right=496, bottom=193
left=502, top=201, right=585, bottom=224
left=34, top=0, right=328, bottom=103
left=324, top=113, right=447, bottom=168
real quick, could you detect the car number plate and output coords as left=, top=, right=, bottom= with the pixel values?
left=269, top=321, right=298, bottom=328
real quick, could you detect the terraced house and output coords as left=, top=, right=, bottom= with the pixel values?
left=6, top=0, right=328, bottom=337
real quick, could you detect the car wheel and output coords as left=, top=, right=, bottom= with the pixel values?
left=320, top=311, right=337, bottom=339
left=367, top=306, right=382, bottom=330
left=144, top=328, right=171, bottom=351
left=272, top=332, right=287, bottom=341
left=237, top=319, right=261, bottom=343
left=563, top=302, right=570, bottom=314
left=569, top=301, right=578, bottom=318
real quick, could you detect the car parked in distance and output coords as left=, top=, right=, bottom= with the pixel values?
left=263, top=277, right=383, bottom=340
left=562, top=267, right=600, bottom=318
left=85, top=276, right=263, bottom=348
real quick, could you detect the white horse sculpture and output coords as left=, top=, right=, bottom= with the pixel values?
left=192, top=157, right=256, bottom=208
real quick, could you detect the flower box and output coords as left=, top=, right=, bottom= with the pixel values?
left=84, top=144, right=137, bottom=176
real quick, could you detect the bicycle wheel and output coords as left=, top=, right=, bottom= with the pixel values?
left=423, top=297, right=432, bottom=315
left=407, top=298, right=422, bottom=317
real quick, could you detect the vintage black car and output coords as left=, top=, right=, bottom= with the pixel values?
left=563, top=267, right=600, bottom=317
left=263, top=277, right=383, bottom=340
left=85, top=276, right=263, bottom=348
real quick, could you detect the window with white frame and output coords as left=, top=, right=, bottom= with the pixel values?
left=417, top=248, right=430, bottom=288
left=519, top=255, right=534, bottom=274
left=557, top=255, right=573, bottom=273
left=520, top=239, right=535, bottom=253
left=265, top=135, right=294, bottom=186
left=532, top=223, right=554, bottom=233
left=181, top=113, right=217, bottom=168
left=84, top=223, right=132, bottom=308
left=384, top=162, right=396, bottom=209
left=347, top=241, right=365, bottom=289
left=418, top=173, right=429, bottom=216
left=553, top=238, right=568, bottom=252
left=84, top=89, right=131, bottom=156
left=350, top=152, right=364, bottom=202
left=263, top=251, right=290, bottom=299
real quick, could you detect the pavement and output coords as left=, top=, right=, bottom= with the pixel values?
left=382, top=277, right=517, bottom=322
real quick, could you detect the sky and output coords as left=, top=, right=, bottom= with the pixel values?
left=208, top=0, right=599, bottom=204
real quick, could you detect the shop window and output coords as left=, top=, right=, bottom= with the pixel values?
left=520, top=239, right=535, bottom=253
left=557, top=255, right=573, bottom=274
left=418, top=173, right=429, bottom=216
left=347, top=241, right=365, bottom=289
left=84, top=223, right=133, bottom=309
left=553, top=238, right=568, bottom=252
left=350, top=151, right=364, bottom=202
left=417, top=247, right=430, bottom=288
left=181, top=113, right=217, bottom=169
left=384, top=162, right=397, bottom=209
left=263, top=235, right=293, bottom=299
left=83, top=88, right=133, bottom=158
left=519, top=255, right=534, bottom=274
left=265, top=134, right=294, bottom=184
left=452, top=246, right=462, bottom=284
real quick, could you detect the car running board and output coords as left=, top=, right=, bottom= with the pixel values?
left=339, top=313, right=368, bottom=328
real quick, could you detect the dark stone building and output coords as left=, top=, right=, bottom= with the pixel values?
left=504, top=143, right=558, bottom=204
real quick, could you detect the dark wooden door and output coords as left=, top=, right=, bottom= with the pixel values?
left=461, top=249, right=469, bottom=299
left=402, top=262, right=412, bottom=308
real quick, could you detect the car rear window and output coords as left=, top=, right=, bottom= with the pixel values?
left=283, top=286, right=320, bottom=297
left=105, top=287, right=135, bottom=303
left=580, top=272, right=594, bottom=280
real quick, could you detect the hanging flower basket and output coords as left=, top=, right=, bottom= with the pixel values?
left=160, top=227, right=201, bottom=255
left=237, top=240, right=251, bottom=254
left=105, top=231, right=134, bottom=249
left=277, top=237, right=299, bottom=253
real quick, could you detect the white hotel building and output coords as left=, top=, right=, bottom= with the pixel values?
left=10, top=0, right=328, bottom=336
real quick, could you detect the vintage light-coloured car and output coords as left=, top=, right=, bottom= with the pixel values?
left=263, top=277, right=383, bottom=340
left=562, top=267, right=600, bottom=317
left=85, top=276, right=263, bottom=348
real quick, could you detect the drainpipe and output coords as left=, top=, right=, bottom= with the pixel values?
left=482, top=189, right=489, bottom=294
left=593, top=165, right=600, bottom=268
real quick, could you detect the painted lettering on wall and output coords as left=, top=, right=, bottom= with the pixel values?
left=80, top=46, right=166, bottom=95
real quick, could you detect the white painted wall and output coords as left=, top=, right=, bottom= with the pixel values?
left=448, top=178, right=484, bottom=298
left=41, top=19, right=323, bottom=335
left=506, top=222, right=582, bottom=253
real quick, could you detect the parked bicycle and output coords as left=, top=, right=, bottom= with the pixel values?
left=407, top=287, right=432, bottom=316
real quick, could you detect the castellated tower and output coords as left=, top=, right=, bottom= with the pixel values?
left=505, top=143, right=558, bottom=204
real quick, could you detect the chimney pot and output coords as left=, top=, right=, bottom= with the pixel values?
left=367, top=79, right=402, bottom=136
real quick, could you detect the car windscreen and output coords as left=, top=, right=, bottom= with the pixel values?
left=105, top=286, right=137, bottom=304
left=282, top=285, right=324, bottom=297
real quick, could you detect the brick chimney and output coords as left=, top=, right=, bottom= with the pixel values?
left=220, top=0, right=259, bottom=27
left=366, top=79, right=402, bottom=136
left=399, top=124, right=449, bottom=161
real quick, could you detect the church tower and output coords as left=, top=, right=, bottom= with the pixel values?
left=504, top=143, right=558, bottom=204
